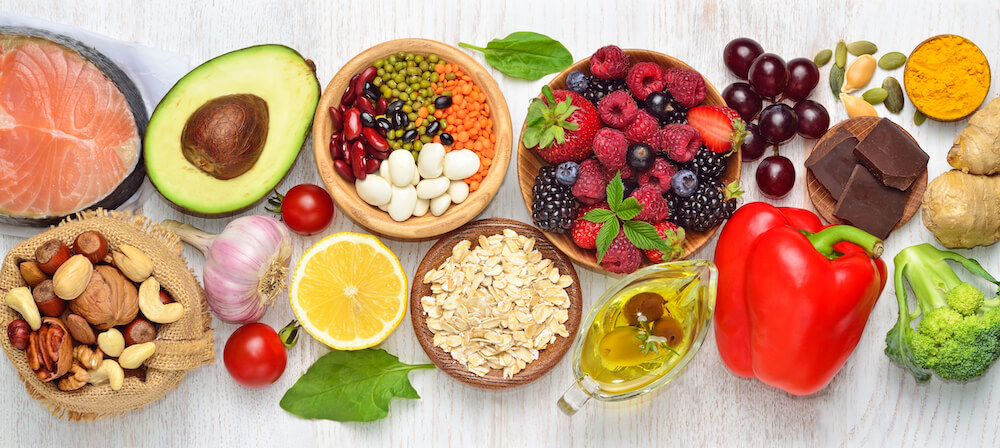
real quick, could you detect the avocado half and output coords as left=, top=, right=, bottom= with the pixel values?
left=145, top=45, right=320, bottom=214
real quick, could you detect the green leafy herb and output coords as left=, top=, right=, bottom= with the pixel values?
left=522, top=86, right=578, bottom=149
left=280, top=348, right=434, bottom=422
left=633, top=320, right=680, bottom=357
left=586, top=172, right=680, bottom=263
left=459, top=32, right=573, bottom=80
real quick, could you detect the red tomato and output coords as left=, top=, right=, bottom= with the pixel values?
left=223, top=323, right=287, bottom=388
left=281, top=184, right=334, bottom=235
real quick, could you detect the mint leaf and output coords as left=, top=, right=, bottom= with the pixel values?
left=616, top=198, right=642, bottom=221
left=280, top=349, right=434, bottom=422
left=595, top=218, right=620, bottom=263
left=606, top=172, right=624, bottom=211
left=582, top=208, right=616, bottom=223
left=623, top=220, right=670, bottom=251
left=459, top=32, right=573, bottom=80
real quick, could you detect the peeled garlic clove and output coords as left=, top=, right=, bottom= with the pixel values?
left=430, top=194, right=451, bottom=216
left=413, top=198, right=429, bottom=217
left=841, top=54, right=876, bottom=93
left=449, top=180, right=469, bottom=204
left=840, top=93, right=879, bottom=118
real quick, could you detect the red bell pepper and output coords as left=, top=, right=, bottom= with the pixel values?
left=713, top=202, right=887, bottom=395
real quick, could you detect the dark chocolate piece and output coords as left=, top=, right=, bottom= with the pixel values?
left=833, top=165, right=908, bottom=239
left=853, top=119, right=928, bottom=191
left=805, top=128, right=860, bottom=198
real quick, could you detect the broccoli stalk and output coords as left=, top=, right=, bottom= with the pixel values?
left=886, top=243, right=1000, bottom=382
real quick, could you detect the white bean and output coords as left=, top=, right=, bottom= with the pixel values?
left=443, top=149, right=480, bottom=180
left=417, top=142, right=445, bottom=178
left=449, top=180, right=469, bottom=204
left=355, top=175, right=392, bottom=206
left=416, top=177, right=450, bottom=199
left=387, top=185, right=417, bottom=222
left=430, top=193, right=452, bottom=216
left=379, top=160, right=391, bottom=179
left=387, top=150, right=416, bottom=187
left=413, top=198, right=429, bottom=217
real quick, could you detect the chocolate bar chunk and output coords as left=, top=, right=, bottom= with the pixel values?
left=804, top=128, right=860, bottom=198
left=853, top=119, right=928, bottom=190
left=833, top=165, right=907, bottom=239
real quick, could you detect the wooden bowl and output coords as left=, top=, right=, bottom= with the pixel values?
left=516, top=50, right=739, bottom=272
left=903, top=34, right=991, bottom=122
left=410, top=218, right=582, bottom=389
left=805, top=117, right=926, bottom=236
left=313, top=39, right=512, bottom=240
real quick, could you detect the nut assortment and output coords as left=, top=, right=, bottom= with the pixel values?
left=420, top=229, right=573, bottom=378
left=4, top=231, right=183, bottom=392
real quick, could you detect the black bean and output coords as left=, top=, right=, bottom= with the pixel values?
left=386, top=99, right=404, bottom=112
left=362, top=81, right=380, bottom=101
left=426, top=120, right=440, bottom=136
left=391, top=110, right=409, bottom=129
left=434, top=95, right=453, bottom=109
left=360, top=111, right=375, bottom=128
left=440, top=132, right=454, bottom=146
left=376, top=117, right=392, bottom=134
left=401, top=129, right=418, bottom=143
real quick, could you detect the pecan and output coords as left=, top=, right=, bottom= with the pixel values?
left=27, top=318, right=74, bottom=382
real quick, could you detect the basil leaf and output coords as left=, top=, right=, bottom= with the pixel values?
left=459, top=32, right=573, bottom=80
left=623, top=220, right=670, bottom=251
left=595, top=218, right=620, bottom=263
left=280, top=349, right=434, bottom=422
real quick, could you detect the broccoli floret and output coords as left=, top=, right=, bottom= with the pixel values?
left=885, top=244, right=1000, bottom=382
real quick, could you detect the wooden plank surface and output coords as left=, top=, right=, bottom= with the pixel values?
left=1, top=0, right=998, bottom=446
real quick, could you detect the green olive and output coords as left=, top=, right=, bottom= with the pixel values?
left=598, top=328, right=661, bottom=367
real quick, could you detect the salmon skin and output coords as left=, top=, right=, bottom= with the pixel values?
left=0, top=26, right=147, bottom=227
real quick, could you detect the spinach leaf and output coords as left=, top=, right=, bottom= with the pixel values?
left=459, top=32, right=573, bottom=80
left=280, top=348, right=434, bottom=422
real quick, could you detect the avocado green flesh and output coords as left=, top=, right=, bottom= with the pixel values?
left=145, top=44, right=319, bottom=214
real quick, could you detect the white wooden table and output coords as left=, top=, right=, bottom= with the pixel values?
left=2, top=1, right=998, bottom=446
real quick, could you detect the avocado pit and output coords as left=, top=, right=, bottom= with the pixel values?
left=181, top=93, right=269, bottom=180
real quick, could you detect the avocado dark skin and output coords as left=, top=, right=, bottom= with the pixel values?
left=181, top=93, right=269, bottom=180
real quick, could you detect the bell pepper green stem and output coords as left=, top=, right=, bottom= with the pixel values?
left=805, top=225, right=883, bottom=260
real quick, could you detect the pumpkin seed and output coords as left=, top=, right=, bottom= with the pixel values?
left=863, top=88, right=888, bottom=104
left=814, top=49, right=832, bottom=67
left=840, top=93, right=879, bottom=118
left=914, top=109, right=926, bottom=126
left=882, top=77, right=904, bottom=113
left=835, top=40, right=847, bottom=68
left=842, top=54, right=876, bottom=93
left=878, top=52, right=907, bottom=70
left=847, top=40, right=878, bottom=56
left=830, top=64, right=845, bottom=99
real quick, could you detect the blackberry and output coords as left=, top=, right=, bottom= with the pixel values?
left=645, top=90, right=688, bottom=125
left=582, top=76, right=627, bottom=106
left=684, top=146, right=730, bottom=181
left=532, top=165, right=579, bottom=233
left=668, top=179, right=741, bottom=233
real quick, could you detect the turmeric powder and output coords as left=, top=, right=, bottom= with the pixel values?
left=905, top=35, right=989, bottom=120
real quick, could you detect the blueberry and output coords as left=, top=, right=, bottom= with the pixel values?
left=566, top=70, right=589, bottom=93
left=645, top=91, right=670, bottom=119
left=555, top=161, right=580, bottom=186
left=627, top=143, right=654, bottom=171
left=672, top=170, right=698, bottom=197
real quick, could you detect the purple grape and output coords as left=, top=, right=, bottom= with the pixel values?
left=741, top=122, right=768, bottom=162
left=758, top=103, right=798, bottom=144
left=723, top=82, right=763, bottom=122
left=793, top=100, right=830, bottom=139
left=784, top=58, right=820, bottom=101
left=748, top=53, right=788, bottom=99
left=756, top=155, right=795, bottom=199
left=723, top=38, right=765, bottom=79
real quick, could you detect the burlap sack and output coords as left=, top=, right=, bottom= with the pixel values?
left=0, top=210, right=214, bottom=420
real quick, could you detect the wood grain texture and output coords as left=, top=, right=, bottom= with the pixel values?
left=409, top=218, right=582, bottom=389
left=0, top=1, right=999, bottom=447
left=313, top=39, right=512, bottom=240
left=516, top=49, right=740, bottom=271
left=806, top=117, right=927, bottom=236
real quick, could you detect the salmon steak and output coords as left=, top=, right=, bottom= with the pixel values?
left=0, top=28, right=147, bottom=226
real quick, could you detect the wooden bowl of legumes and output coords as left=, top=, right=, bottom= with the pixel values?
left=313, top=39, right=512, bottom=240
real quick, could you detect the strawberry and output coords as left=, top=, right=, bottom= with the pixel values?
left=686, top=105, right=747, bottom=154
left=644, top=221, right=685, bottom=263
left=571, top=203, right=609, bottom=249
left=524, top=86, right=600, bottom=164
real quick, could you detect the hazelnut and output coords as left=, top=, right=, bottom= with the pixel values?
left=18, top=261, right=48, bottom=287
left=35, top=239, right=71, bottom=275
left=32, top=279, right=66, bottom=317
left=72, top=231, right=109, bottom=265
left=7, top=319, right=30, bottom=350
left=65, top=314, right=97, bottom=345
left=70, top=265, right=138, bottom=330
left=123, top=317, right=157, bottom=346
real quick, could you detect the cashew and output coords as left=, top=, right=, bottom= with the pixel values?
left=138, top=278, right=183, bottom=324
left=88, top=359, right=124, bottom=391
left=5, top=287, right=40, bottom=330
left=113, top=245, right=153, bottom=283
left=118, top=342, right=155, bottom=369
left=97, top=328, right=125, bottom=357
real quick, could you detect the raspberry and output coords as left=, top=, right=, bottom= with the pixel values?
left=663, top=67, right=707, bottom=108
left=590, top=45, right=629, bottom=80
left=572, top=159, right=609, bottom=205
left=592, top=128, right=628, bottom=171
left=624, top=110, right=659, bottom=144
left=626, top=62, right=666, bottom=100
left=644, top=221, right=685, bottom=263
left=618, top=164, right=635, bottom=180
left=638, top=158, right=677, bottom=193
left=630, top=185, right=670, bottom=223
left=571, top=203, right=609, bottom=249
left=598, top=91, right=639, bottom=128
left=601, top=230, right=641, bottom=274
left=659, top=124, right=702, bottom=163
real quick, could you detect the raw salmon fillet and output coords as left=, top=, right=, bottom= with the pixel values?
left=0, top=34, right=140, bottom=219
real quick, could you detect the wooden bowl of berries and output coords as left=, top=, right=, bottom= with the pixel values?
left=314, top=39, right=513, bottom=240
left=516, top=46, right=742, bottom=274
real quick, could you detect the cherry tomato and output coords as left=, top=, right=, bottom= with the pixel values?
left=223, top=323, right=287, bottom=388
left=279, top=184, right=334, bottom=235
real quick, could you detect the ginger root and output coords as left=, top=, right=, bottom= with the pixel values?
left=922, top=170, right=1000, bottom=248
left=947, top=97, right=1000, bottom=174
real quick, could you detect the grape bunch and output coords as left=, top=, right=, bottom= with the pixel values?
left=722, top=38, right=831, bottom=199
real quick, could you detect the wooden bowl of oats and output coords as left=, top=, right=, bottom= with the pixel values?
left=410, top=218, right=582, bottom=389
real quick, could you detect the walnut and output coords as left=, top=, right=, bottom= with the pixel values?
left=70, top=265, right=138, bottom=330
left=57, top=362, right=90, bottom=391
left=73, top=345, right=104, bottom=370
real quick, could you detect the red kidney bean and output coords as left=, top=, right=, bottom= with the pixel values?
left=333, top=160, right=354, bottom=181
left=368, top=148, right=389, bottom=161
left=338, top=103, right=349, bottom=117
left=365, top=158, right=380, bottom=174
left=358, top=66, right=377, bottom=86
left=342, top=140, right=353, bottom=165
left=362, top=128, right=389, bottom=152
left=329, top=133, right=343, bottom=160
left=351, top=141, right=367, bottom=180
left=341, top=74, right=360, bottom=105
left=376, top=97, right=388, bottom=115
left=355, top=96, right=376, bottom=116
left=343, top=108, right=361, bottom=141
left=328, top=106, right=343, bottom=131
